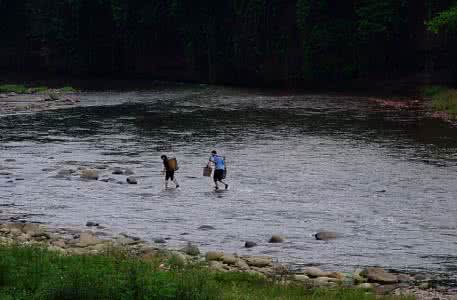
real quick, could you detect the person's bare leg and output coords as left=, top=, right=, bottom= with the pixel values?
left=165, top=179, right=169, bottom=189
left=219, top=180, right=228, bottom=189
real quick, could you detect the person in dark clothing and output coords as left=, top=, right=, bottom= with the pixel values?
left=161, top=155, right=179, bottom=189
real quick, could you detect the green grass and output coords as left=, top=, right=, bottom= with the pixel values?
left=59, top=86, right=77, bottom=93
left=0, top=84, right=28, bottom=94
left=0, top=245, right=413, bottom=300
left=422, top=85, right=457, bottom=118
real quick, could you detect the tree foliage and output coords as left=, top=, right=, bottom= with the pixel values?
left=0, top=0, right=456, bottom=86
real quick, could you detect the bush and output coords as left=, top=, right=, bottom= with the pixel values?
left=421, top=85, right=447, bottom=97
left=431, top=89, right=457, bottom=117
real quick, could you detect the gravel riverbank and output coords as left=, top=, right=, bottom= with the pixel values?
left=0, top=222, right=456, bottom=300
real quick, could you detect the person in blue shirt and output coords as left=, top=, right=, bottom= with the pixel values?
left=208, top=150, right=228, bottom=190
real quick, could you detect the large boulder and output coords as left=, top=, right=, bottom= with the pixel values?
left=361, top=267, right=398, bottom=284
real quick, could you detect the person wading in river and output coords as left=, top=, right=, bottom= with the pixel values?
left=161, top=155, right=179, bottom=189
left=208, top=150, right=228, bottom=190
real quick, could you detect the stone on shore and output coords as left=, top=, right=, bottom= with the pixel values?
left=181, top=243, right=200, bottom=256
left=206, top=251, right=224, bottom=261
left=222, top=255, right=237, bottom=265
left=294, top=274, right=310, bottom=282
left=361, top=267, right=398, bottom=284
left=268, top=234, right=285, bottom=243
left=77, top=232, right=100, bottom=247
left=234, top=259, right=250, bottom=271
left=303, top=266, right=332, bottom=278
left=86, top=221, right=99, bottom=227
left=243, top=256, right=273, bottom=268
left=314, top=231, right=338, bottom=240
left=80, top=169, right=99, bottom=180
left=357, top=283, right=374, bottom=289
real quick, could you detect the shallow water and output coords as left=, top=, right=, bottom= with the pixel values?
left=1, top=84, right=456, bottom=281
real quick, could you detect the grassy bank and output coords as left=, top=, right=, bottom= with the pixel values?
left=422, top=85, right=457, bottom=118
left=0, top=83, right=76, bottom=94
left=0, top=245, right=412, bottom=300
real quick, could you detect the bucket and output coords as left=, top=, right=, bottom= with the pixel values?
left=167, top=158, right=178, bottom=171
left=203, top=166, right=212, bottom=177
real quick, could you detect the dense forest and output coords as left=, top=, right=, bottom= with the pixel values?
left=1, top=0, right=457, bottom=87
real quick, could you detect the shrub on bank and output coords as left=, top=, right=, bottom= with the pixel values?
left=0, top=245, right=413, bottom=300
left=422, top=85, right=457, bottom=118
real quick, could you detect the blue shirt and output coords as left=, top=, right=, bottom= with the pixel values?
left=210, top=155, right=225, bottom=170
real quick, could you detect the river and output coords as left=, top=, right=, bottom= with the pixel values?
left=0, top=83, right=456, bottom=283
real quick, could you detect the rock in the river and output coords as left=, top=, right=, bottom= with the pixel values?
left=80, top=170, right=99, bottom=180
left=268, top=234, right=285, bottom=243
left=198, top=225, right=215, bottom=231
left=206, top=251, right=224, bottom=261
left=86, top=221, right=99, bottom=227
left=0, top=172, right=13, bottom=176
left=361, top=267, right=398, bottom=284
left=56, top=169, right=72, bottom=178
left=181, top=242, right=200, bottom=256
left=126, top=176, right=137, bottom=184
left=154, top=238, right=166, bottom=244
left=245, top=241, right=257, bottom=248
left=314, top=231, right=338, bottom=240
left=112, top=168, right=124, bottom=175
left=303, top=267, right=331, bottom=278
left=4, top=159, right=16, bottom=162
left=124, top=169, right=135, bottom=175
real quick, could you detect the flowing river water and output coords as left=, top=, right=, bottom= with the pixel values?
left=0, top=84, right=456, bottom=283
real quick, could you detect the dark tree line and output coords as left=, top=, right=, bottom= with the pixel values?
left=0, top=0, right=456, bottom=87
